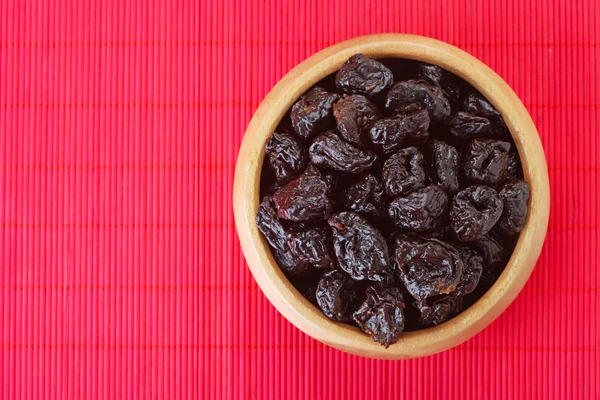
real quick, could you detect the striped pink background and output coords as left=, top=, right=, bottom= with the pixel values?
left=1, top=0, right=598, bottom=398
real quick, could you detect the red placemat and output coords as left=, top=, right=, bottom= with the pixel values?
left=1, top=0, right=599, bottom=398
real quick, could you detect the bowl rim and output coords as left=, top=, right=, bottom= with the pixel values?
left=233, top=33, right=550, bottom=359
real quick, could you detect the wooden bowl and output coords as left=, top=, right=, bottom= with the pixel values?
left=233, top=34, right=550, bottom=359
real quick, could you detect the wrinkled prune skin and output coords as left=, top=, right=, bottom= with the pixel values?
left=475, top=233, right=505, bottom=283
left=448, top=112, right=491, bottom=140
left=454, top=246, right=484, bottom=296
left=462, top=139, right=511, bottom=185
left=353, top=286, right=405, bottom=347
left=412, top=63, right=461, bottom=107
left=393, top=233, right=464, bottom=302
left=385, top=80, right=451, bottom=121
left=382, top=147, right=426, bottom=197
left=287, top=226, right=334, bottom=267
left=316, top=270, right=361, bottom=322
left=329, top=212, right=390, bottom=281
left=335, top=54, right=394, bottom=97
left=498, top=180, right=531, bottom=235
left=272, top=246, right=311, bottom=276
left=256, top=196, right=289, bottom=251
left=273, top=167, right=333, bottom=221
left=333, top=95, right=382, bottom=145
left=415, top=295, right=463, bottom=326
left=450, top=185, right=503, bottom=242
left=463, top=93, right=509, bottom=139
left=368, top=109, right=430, bottom=154
left=290, top=87, right=340, bottom=140
left=426, top=139, right=460, bottom=194
left=340, top=174, right=386, bottom=218
left=507, top=150, right=523, bottom=179
left=265, top=132, right=308, bottom=185
left=388, top=186, right=449, bottom=232
left=309, top=131, right=378, bottom=173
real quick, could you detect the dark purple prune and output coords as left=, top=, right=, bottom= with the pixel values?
left=381, top=147, right=426, bottom=197
left=287, top=226, right=334, bottom=267
left=450, top=185, right=503, bottom=242
left=333, top=95, right=382, bottom=146
left=507, top=150, right=523, bottom=179
left=340, top=174, right=386, bottom=218
left=290, top=270, right=323, bottom=306
left=447, top=112, right=491, bottom=141
left=384, top=80, right=451, bottom=121
left=309, top=130, right=378, bottom=173
left=353, top=286, right=405, bottom=347
left=303, top=163, right=337, bottom=197
left=316, top=270, right=361, bottom=322
left=461, top=139, right=511, bottom=185
left=415, top=295, right=463, bottom=326
left=387, top=186, right=449, bottom=232
left=454, top=246, right=484, bottom=296
left=463, top=93, right=510, bottom=139
left=272, top=246, right=312, bottom=276
left=256, top=196, right=289, bottom=251
left=290, top=87, right=340, bottom=140
left=498, top=179, right=531, bottom=235
left=368, top=109, right=430, bottom=154
left=328, top=212, right=390, bottom=281
left=474, top=233, right=505, bottom=282
left=393, top=233, right=464, bottom=302
left=426, top=139, right=460, bottom=194
left=265, top=132, right=308, bottom=185
left=412, top=63, right=461, bottom=106
left=335, top=54, right=394, bottom=97
left=272, top=167, right=333, bottom=222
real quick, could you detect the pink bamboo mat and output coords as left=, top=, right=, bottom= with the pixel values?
left=0, top=0, right=599, bottom=398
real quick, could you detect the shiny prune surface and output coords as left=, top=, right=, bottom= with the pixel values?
left=450, top=185, right=503, bottom=242
left=387, top=186, right=449, bottom=232
left=335, top=54, right=394, bottom=97
left=333, top=94, right=382, bottom=145
left=381, top=147, right=426, bottom=197
left=290, top=87, right=340, bottom=140
left=393, top=233, right=464, bottom=302
left=265, top=132, right=308, bottom=185
left=462, top=139, right=511, bottom=185
left=309, top=130, right=378, bottom=173
left=316, top=270, right=361, bottom=322
left=329, top=212, right=390, bottom=281
left=368, top=109, right=430, bottom=154
left=256, top=54, right=529, bottom=347
left=385, top=80, right=451, bottom=121
left=498, top=179, right=531, bottom=235
left=353, top=286, right=405, bottom=347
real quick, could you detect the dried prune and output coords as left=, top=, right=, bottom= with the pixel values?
left=388, top=186, right=449, bottom=232
left=340, top=174, right=386, bottom=218
left=309, top=130, right=378, bottom=173
left=498, top=180, right=531, bottom=235
left=335, top=54, right=394, bottom=97
left=368, top=109, right=430, bottom=154
left=507, top=150, right=523, bottom=179
left=329, top=212, right=390, bottom=281
left=256, top=196, right=289, bottom=251
left=426, top=139, right=460, bottom=193
left=272, top=246, right=311, bottom=276
left=385, top=80, right=451, bottom=121
left=353, top=286, right=405, bottom=347
left=265, top=132, right=308, bottom=185
left=450, top=185, right=503, bottom=242
left=287, top=226, right=334, bottom=267
left=393, top=233, right=464, bottom=302
left=415, top=295, right=463, bottom=326
left=316, top=270, right=361, bottom=322
left=461, top=139, right=511, bottom=185
left=333, top=95, right=382, bottom=145
left=272, top=167, right=333, bottom=221
left=454, top=246, right=484, bottom=296
left=291, top=87, right=340, bottom=140
left=448, top=112, right=491, bottom=141
left=382, top=147, right=426, bottom=197
left=463, top=93, right=509, bottom=139
left=290, top=270, right=323, bottom=306
left=474, top=233, right=505, bottom=282
left=412, top=63, right=461, bottom=107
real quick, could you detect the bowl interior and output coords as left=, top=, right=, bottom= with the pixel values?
left=233, top=34, right=550, bottom=359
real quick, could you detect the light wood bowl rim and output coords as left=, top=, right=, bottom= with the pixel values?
left=233, top=34, right=550, bottom=360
